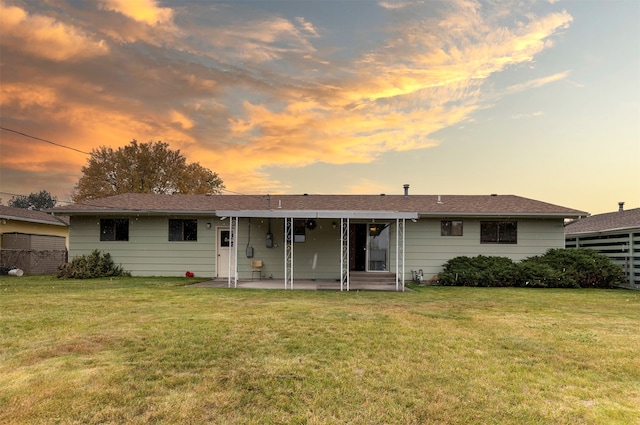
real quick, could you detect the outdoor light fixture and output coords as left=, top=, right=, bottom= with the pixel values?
left=206, top=222, right=212, bottom=229
left=332, top=221, right=337, bottom=229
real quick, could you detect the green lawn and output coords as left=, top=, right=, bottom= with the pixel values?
left=1, top=276, right=639, bottom=424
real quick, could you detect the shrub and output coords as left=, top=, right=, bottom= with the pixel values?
left=514, top=261, right=572, bottom=288
left=437, top=249, right=626, bottom=288
left=438, top=255, right=517, bottom=287
left=57, top=250, right=130, bottom=279
left=522, top=249, right=626, bottom=289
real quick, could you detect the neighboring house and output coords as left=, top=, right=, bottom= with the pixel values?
left=0, top=205, right=69, bottom=274
left=52, top=189, right=587, bottom=290
left=565, top=203, right=640, bottom=288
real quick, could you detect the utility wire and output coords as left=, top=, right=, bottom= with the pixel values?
left=0, top=126, right=91, bottom=155
left=0, top=126, right=267, bottom=204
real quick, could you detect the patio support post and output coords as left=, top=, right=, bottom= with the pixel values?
left=395, top=218, right=406, bottom=292
left=284, top=217, right=294, bottom=290
left=340, top=217, right=350, bottom=291
left=228, top=216, right=238, bottom=288
left=233, top=216, right=239, bottom=287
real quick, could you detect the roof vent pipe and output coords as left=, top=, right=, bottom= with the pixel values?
left=618, top=202, right=624, bottom=212
left=403, top=184, right=410, bottom=197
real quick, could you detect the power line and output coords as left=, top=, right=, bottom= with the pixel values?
left=0, top=126, right=91, bottom=155
left=0, top=191, right=28, bottom=199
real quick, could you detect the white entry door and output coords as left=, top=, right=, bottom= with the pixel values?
left=217, top=228, right=233, bottom=277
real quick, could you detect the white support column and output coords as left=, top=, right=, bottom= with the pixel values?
left=284, top=217, right=294, bottom=290
left=233, top=216, right=239, bottom=288
left=401, top=218, right=406, bottom=292
left=227, top=216, right=238, bottom=288
left=395, top=218, right=399, bottom=291
left=340, top=217, right=350, bottom=291
left=395, top=218, right=406, bottom=292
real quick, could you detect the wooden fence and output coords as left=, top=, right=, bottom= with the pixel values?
left=0, top=249, right=68, bottom=275
left=566, top=231, right=640, bottom=288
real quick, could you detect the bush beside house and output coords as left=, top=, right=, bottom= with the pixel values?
left=57, top=250, right=130, bottom=279
left=437, top=249, right=626, bottom=288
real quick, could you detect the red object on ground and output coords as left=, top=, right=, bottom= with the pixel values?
left=185, top=271, right=194, bottom=278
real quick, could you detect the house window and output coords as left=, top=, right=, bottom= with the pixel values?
left=100, top=219, right=129, bottom=241
left=480, top=221, right=517, bottom=244
left=441, top=220, right=463, bottom=236
left=169, top=219, right=198, bottom=241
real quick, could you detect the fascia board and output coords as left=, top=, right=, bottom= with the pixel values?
left=418, top=212, right=587, bottom=219
left=51, top=209, right=215, bottom=215
left=216, top=210, right=418, bottom=219
left=565, top=226, right=640, bottom=236
left=0, top=215, right=67, bottom=226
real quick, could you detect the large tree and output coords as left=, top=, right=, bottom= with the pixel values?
left=72, top=140, right=224, bottom=202
left=8, top=190, right=57, bottom=210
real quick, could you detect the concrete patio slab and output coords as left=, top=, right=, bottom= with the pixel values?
left=189, top=279, right=410, bottom=292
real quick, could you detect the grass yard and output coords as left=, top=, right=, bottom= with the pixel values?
left=1, top=276, right=639, bottom=425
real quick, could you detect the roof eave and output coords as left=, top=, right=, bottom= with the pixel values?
left=418, top=212, right=587, bottom=219
left=51, top=209, right=216, bottom=215
left=0, top=215, right=68, bottom=226
left=216, top=210, right=419, bottom=219
left=566, top=225, right=640, bottom=236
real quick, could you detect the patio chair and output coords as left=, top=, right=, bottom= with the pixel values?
left=251, top=260, right=263, bottom=280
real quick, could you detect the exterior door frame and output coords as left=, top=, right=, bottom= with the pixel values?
left=216, top=226, right=232, bottom=278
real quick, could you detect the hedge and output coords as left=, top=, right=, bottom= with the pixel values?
left=436, top=249, right=626, bottom=288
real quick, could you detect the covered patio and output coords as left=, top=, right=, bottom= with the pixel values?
left=217, top=210, right=418, bottom=292
left=191, top=278, right=412, bottom=292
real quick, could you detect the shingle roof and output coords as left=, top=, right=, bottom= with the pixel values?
left=50, top=193, right=587, bottom=218
left=565, top=207, right=640, bottom=235
left=0, top=205, right=69, bottom=226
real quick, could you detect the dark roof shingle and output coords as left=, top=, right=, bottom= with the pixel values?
left=51, top=193, right=587, bottom=218
left=0, top=205, right=69, bottom=226
left=565, top=208, right=640, bottom=235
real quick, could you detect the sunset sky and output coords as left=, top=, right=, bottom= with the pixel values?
left=0, top=0, right=638, bottom=215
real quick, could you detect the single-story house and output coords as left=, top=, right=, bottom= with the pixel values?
left=51, top=188, right=587, bottom=291
left=0, top=205, right=69, bottom=274
left=565, top=202, right=640, bottom=288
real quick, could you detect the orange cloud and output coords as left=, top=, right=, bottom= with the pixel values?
left=0, top=2, right=108, bottom=61
left=199, top=5, right=573, bottom=192
left=0, top=1, right=577, bottom=198
left=1, top=84, right=58, bottom=111
left=99, top=0, right=173, bottom=26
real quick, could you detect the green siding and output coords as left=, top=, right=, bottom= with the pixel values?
left=235, top=218, right=341, bottom=281
left=69, top=216, right=566, bottom=280
left=69, top=216, right=217, bottom=277
left=402, top=218, right=565, bottom=280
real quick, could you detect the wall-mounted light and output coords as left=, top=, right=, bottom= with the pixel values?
left=332, top=221, right=337, bottom=229
left=0, top=219, right=6, bottom=225
left=206, top=222, right=212, bottom=229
